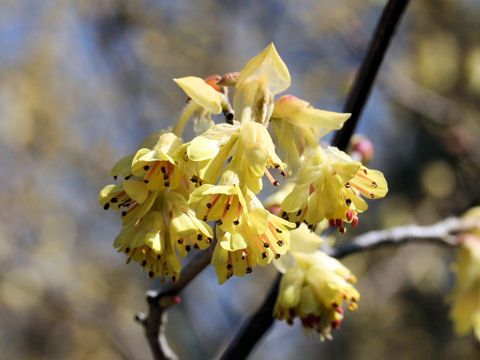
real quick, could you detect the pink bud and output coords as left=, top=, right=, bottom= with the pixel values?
left=350, top=135, right=375, bottom=164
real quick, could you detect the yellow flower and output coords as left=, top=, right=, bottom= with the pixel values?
left=189, top=170, right=294, bottom=282
left=114, top=210, right=181, bottom=282
left=234, top=43, right=290, bottom=124
left=281, top=146, right=387, bottom=232
left=449, top=208, right=480, bottom=340
left=274, top=249, right=359, bottom=340
left=99, top=180, right=157, bottom=226
left=131, top=132, right=184, bottom=191
left=271, top=95, right=350, bottom=169
left=163, top=190, right=214, bottom=258
left=187, top=121, right=285, bottom=193
left=229, top=121, right=286, bottom=193
left=186, top=122, right=240, bottom=184
left=211, top=230, right=258, bottom=284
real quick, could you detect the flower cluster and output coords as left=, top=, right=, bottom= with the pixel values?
left=273, top=225, right=359, bottom=339
left=98, top=41, right=388, bottom=327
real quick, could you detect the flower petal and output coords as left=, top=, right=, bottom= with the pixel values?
left=174, top=76, right=223, bottom=114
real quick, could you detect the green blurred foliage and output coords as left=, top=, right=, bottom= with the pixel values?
left=1, top=0, right=479, bottom=359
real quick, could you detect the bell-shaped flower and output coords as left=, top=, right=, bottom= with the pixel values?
left=130, top=132, right=184, bottom=191
left=163, top=190, right=214, bottom=258
left=274, top=247, right=359, bottom=339
left=99, top=179, right=158, bottom=226
left=233, top=43, right=290, bottom=124
left=114, top=210, right=181, bottom=283
left=229, top=121, right=286, bottom=194
left=189, top=170, right=294, bottom=282
left=187, top=122, right=240, bottom=184
left=281, top=146, right=387, bottom=232
left=211, top=229, right=258, bottom=284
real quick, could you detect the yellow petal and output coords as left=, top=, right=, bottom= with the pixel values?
left=122, top=180, right=149, bottom=203
left=110, top=154, right=134, bottom=177
left=293, top=108, right=350, bottom=131
left=237, top=43, right=291, bottom=95
left=272, top=95, right=311, bottom=118
left=174, top=76, right=223, bottom=114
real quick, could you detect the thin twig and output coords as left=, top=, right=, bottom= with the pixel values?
left=326, top=217, right=478, bottom=259
left=332, top=0, right=410, bottom=151
left=219, top=274, right=281, bottom=360
left=135, top=241, right=216, bottom=360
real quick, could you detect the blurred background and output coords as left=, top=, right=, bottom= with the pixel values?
left=1, top=0, right=480, bottom=359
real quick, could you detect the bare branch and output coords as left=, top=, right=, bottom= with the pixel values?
left=135, top=241, right=216, bottom=360
left=326, top=217, right=478, bottom=259
left=332, top=0, right=410, bottom=151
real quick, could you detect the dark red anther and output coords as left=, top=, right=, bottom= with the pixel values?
left=352, top=216, right=359, bottom=228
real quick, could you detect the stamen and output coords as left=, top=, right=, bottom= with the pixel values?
left=233, top=203, right=242, bottom=225
left=206, top=194, right=221, bottom=209
left=145, top=162, right=160, bottom=182
left=350, top=182, right=374, bottom=198
left=262, top=234, right=278, bottom=258
left=265, top=168, right=279, bottom=186
left=126, top=248, right=137, bottom=264
left=221, top=195, right=234, bottom=220
left=352, top=216, right=359, bottom=228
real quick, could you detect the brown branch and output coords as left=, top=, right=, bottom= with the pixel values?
left=135, top=241, right=216, bottom=360
left=326, top=217, right=478, bottom=259
left=332, top=0, right=410, bottom=151
left=326, top=217, right=480, bottom=259
left=219, top=274, right=281, bottom=360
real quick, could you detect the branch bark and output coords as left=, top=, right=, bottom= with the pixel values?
left=332, top=0, right=410, bottom=151
left=135, top=242, right=216, bottom=360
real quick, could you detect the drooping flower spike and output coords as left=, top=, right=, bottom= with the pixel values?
left=273, top=226, right=359, bottom=339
